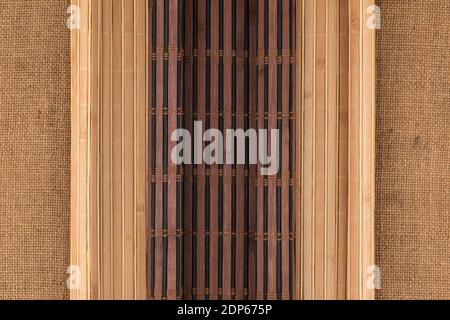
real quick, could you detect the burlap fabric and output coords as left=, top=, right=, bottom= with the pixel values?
left=0, top=0, right=70, bottom=299
left=376, top=0, right=450, bottom=300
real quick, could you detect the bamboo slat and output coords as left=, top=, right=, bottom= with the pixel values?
left=71, top=0, right=147, bottom=300
left=347, top=0, right=376, bottom=300
left=296, top=0, right=375, bottom=300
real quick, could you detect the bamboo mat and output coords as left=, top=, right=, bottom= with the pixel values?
left=0, top=0, right=70, bottom=299
left=376, top=0, right=450, bottom=299
left=148, top=0, right=297, bottom=301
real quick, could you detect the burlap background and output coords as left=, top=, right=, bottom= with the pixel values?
left=0, top=0, right=70, bottom=299
left=1, top=0, right=450, bottom=301
left=376, top=0, right=450, bottom=300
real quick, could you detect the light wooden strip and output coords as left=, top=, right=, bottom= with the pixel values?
left=297, top=0, right=375, bottom=300
left=71, top=0, right=147, bottom=300
left=325, top=0, right=339, bottom=300
left=112, top=0, right=123, bottom=299
left=89, top=0, right=100, bottom=299
left=123, top=0, right=135, bottom=299
left=295, top=0, right=303, bottom=301
left=347, top=0, right=376, bottom=300
left=347, top=0, right=360, bottom=300
left=135, top=0, right=148, bottom=300
left=70, top=0, right=81, bottom=301
left=71, top=0, right=90, bottom=300
left=300, top=0, right=315, bottom=300
left=337, top=0, right=349, bottom=299
left=101, top=0, right=113, bottom=300
left=363, top=0, right=376, bottom=301
left=314, top=0, right=325, bottom=300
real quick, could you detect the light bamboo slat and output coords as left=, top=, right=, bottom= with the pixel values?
left=71, top=0, right=147, bottom=300
left=347, top=0, right=376, bottom=300
left=296, top=0, right=375, bottom=300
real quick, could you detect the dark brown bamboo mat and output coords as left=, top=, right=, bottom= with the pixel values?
left=0, top=0, right=70, bottom=299
left=376, top=0, right=450, bottom=300
left=148, top=0, right=297, bottom=300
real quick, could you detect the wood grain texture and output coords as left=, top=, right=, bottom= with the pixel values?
left=71, top=0, right=147, bottom=300
left=347, top=0, right=375, bottom=300
left=296, top=0, right=375, bottom=300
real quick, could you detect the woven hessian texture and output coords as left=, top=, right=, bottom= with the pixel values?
left=376, top=0, right=450, bottom=300
left=0, top=0, right=70, bottom=299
